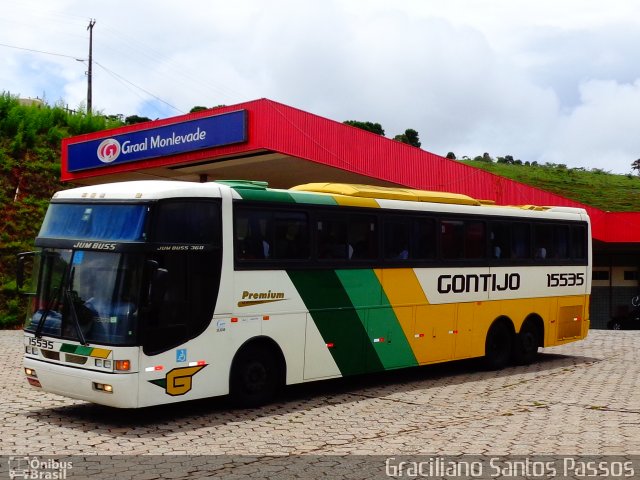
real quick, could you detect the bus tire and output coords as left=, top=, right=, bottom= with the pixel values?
left=513, top=321, right=540, bottom=365
left=484, top=321, right=513, bottom=370
left=229, top=345, right=280, bottom=408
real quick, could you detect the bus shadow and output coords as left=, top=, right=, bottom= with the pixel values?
left=25, top=351, right=600, bottom=437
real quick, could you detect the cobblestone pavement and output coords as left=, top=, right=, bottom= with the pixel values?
left=1, top=329, right=639, bottom=478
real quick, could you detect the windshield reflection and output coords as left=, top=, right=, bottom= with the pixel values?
left=26, top=249, right=142, bottom=346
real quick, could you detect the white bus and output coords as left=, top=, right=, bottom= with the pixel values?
left=20, top=180, right=591, bottom=408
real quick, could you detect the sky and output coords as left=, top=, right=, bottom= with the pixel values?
left=2, top=0, right=640, bottom=174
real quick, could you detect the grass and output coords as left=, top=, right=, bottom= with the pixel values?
left=459, top=159, right=640, bottom=212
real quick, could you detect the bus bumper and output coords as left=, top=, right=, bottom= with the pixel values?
left=24, top=357, right=139, bottom=408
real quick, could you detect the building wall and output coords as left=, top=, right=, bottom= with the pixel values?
left=590, top=266, right=639, bottom=329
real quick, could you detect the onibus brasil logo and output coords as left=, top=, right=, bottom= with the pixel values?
left=8, top=456, right=73, bottom=479
left=96, top=138, right=121, bottom=163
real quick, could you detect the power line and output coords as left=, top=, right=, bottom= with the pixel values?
left=2, top=1, right=251, bottom=109
left=93, top=60, right=183, bottom=114
left=0, top=41, right=82, bottom=61
left=90, top=62, right=150, bottom=106
left=0, top=40, right=183, bottom=115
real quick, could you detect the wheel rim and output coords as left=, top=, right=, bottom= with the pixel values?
left=242, top=361, right=268, bottom=394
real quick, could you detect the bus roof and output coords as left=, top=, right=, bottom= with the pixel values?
left=51, top=180, right=225, bottom=201
left=50, top=179, right=588, bottom=219
left=290, top=183, right=483, bottom=206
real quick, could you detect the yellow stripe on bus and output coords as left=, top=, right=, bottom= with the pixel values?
left=90, top=348, right=112, bottom=359
left=375, top=268, right=487, bottom=364
left=332, top=194, right=380, bottom=208
left=375, top=268, right=438, bottom=364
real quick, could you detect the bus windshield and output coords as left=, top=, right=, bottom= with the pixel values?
left=39, top=203, right=147, bottom=241
left=25, top=249, right=143, bottom=346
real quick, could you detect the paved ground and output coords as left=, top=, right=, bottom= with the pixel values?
left=1, top=329, right=639, bottom=478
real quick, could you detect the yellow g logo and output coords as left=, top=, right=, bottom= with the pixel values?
left=149, top=365, right=206, bottom=396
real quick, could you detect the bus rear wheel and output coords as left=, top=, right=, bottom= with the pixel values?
left=513, top=322, right=540, bottom=365
left=484, top=321, right=513, bottom=370
left=230, top=346, right=280, bottom=408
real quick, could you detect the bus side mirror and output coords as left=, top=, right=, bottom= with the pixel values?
left=146, top=260, right=169, bottom=307
left=16, top=252, right=36, bottom=294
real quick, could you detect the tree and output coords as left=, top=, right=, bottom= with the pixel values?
left=190, top=106, right=208, bottom=113
left=632, top=159, right=640, bottom=175
left=125, top=115, right=152, bottom=125
left=343, top=120, right=385, bottom=136
left=393, top=128, right=421, bottom=148
left=446, top=152, right=456, bottom=160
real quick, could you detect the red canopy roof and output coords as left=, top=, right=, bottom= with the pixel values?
left=61, top=98, right=640, bottom=243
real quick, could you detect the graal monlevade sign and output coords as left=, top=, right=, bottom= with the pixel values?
left=67, top=109, right=247, bottom=172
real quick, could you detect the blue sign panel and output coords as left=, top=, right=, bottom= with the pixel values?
left=176, top=349, right=187, bottom=363
left=67, top=110, right=247, bottom=172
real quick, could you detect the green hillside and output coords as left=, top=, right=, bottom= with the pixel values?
left=459, top=157, right=640, bottom=212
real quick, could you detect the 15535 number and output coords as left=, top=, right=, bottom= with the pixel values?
left=28, top=337, right=54, bottom=350
left=547, top=272, right=585, bottom=288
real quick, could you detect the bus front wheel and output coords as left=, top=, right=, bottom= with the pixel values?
left=484, top=321, right=513, bottom=370
left=230, top=346, right=280, bottom=408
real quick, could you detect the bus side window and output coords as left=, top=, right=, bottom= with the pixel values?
left=464, top=221, right=486, bottom=259
left=571, top=225, right=587, bottom=260
left=317, top=217, right=349, bottom=259
left=348, top=215, right=377, bottom=260
left=384, top=218, right=410, bottom=260
left=412, top=217, right=436, bottom=260
left=534, top=224, right=554, bottom=260
left=554, top=225, right=570, bottom=259
left=273, top=212, right=309, bottom=260
left=511, top=223, right=531, bottom=259
left=235, top=210, right=271, bottom=260
left=440, top=220, right=464, bottom=259
left=489, top=222, right=511, bottom=259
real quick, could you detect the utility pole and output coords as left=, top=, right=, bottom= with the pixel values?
left=87, top=19, right=96, bottom=114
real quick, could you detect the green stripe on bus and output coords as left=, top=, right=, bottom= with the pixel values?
left=75, top=346, right=94, bottom=356
left=287, top=270, right=384, bottom=376
left=234, top=188, right=296, bottom=203
left=335, top=269, right=418, bottom=369
left=288, top=191, right=338, bottom=205
left=234, top=187, right=338, bottom=205
left=60, top=344, right=77, bottom=354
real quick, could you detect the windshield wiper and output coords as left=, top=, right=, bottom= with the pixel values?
left=34, top=260, right=87, bottom=346
left=64, top=289, right=88, bottom=346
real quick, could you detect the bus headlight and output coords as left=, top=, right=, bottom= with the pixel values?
left=93, top=382, right=113, bottom=393
left=25, top=368, right=41, bottom=387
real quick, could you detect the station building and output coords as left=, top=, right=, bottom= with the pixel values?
left=61, top=98, right=640, bottom=328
